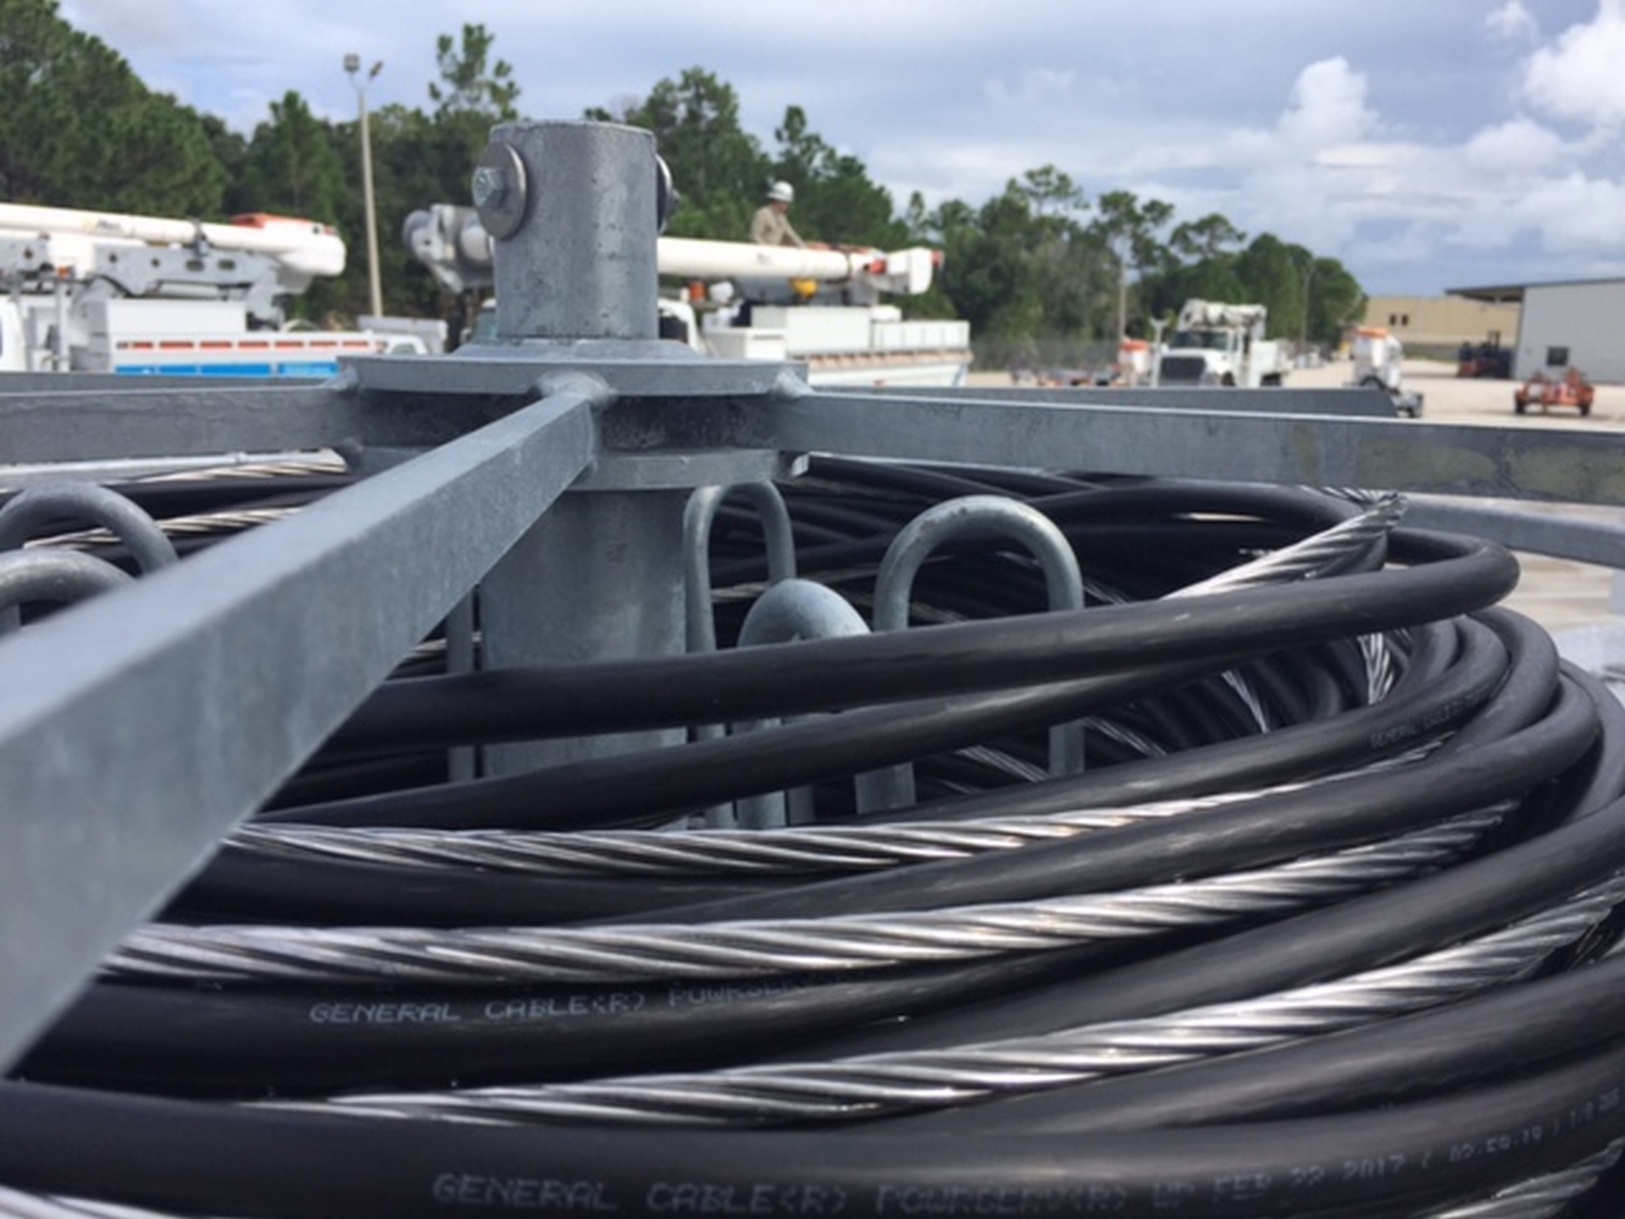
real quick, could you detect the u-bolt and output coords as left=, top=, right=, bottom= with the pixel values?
left=0, top=549, right=134, bottom=628
left=683, top=481, right=798, bottom=827
left=682, top=482, right=797, bottom=655
left=864, top=495, right=1086, bottom=811
left=0, top=482, right=176, bottom=633
left=0, top=482, right=178, bottom=573
left=732, top=579, right=870, bottom=828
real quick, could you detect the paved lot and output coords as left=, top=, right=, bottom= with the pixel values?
left=1290, top=357, right=1625, bottom=429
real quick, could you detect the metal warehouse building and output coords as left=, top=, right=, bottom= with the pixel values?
left=1452, top=277, right=1625, bottom=383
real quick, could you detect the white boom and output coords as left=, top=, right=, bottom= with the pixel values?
left=0, top=203, right=346, bottom=293
left=1176, top=299, right=1268, bottom=330
left=404, top=205, right=938, bottom=297
left=658, top=238, right=936, bottom=297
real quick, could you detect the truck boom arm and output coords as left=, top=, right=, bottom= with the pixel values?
left=404, top=204, right=938, bottom=297
left=1176, top=298, right=1269, bottom=330
left=0, top=203, right=346, bottom=293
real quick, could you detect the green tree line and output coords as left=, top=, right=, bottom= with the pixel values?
left=2, top=1, right=1364, bottom=353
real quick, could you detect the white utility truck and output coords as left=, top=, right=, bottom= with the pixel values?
left=0, top=203, right=426, bottom=376
left=1157, top=299, right=1289, bottom=388
left=1350, top=326, right=1422, bottom=417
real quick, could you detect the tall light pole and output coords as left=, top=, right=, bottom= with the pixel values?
left=344, top=53, right=384, bottom=319
left=1299, top=256, right=1317, bottom=358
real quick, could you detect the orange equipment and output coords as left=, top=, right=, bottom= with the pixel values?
left=1514, top=367, right=1595, bottom=417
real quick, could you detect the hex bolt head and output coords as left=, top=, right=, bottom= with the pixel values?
left=473, top=142, right=528, bottom=240
left=472, top=167, right=507, bottom=208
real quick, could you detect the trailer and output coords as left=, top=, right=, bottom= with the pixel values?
left=1514, top=366, right=1595, bottom=416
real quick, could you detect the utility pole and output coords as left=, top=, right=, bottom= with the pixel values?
left=344, top=54, right=385, bottom=319
left=1299, top=257, right=1317, bottom=357
left=1116, top=262, right=1129, bottom=344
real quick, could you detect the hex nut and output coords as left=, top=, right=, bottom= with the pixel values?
left=473, top=142, right=528, bottom=240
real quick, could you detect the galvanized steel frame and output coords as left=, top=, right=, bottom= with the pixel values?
left=5, top=119, right=1625, bottom=1069
left=0, top=375, right=599, bottom=1065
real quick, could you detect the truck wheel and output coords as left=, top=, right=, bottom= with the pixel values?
left=1514, top=398, right=1527, bottom=414
left=1221, top=373, right=1236, bottom=387
left=1262, top=374, right=1281, bottom=387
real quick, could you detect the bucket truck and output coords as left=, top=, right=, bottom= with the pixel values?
left=1350, top=326, right=1422, bottom=417
left=0, top=202, right=427, bottom=376
left=1157, top=299, right=1290, bottom=388
left=404, top=204, right=971, bottom=388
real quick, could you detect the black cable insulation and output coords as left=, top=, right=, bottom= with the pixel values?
left=894, top=949, right=1625, bottom=1136
left=10, top=467, right=1624, bottom=1218
left=261, top=655, right=1288, bottom=829
left=320, top=528, right=1514, bottom=754
left=611, top=637, right=1578, bottom=928
left=22, top=950, right=1125, bottom=1094
left=194, top=618, right=1501, bottom=917
left=5, top=1043, right=1625, bottom=1217
left=799, top=687, right=1616, bottom=1056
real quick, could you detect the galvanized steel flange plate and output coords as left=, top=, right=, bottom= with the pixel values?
left=347, top=348, right=808, bottom=401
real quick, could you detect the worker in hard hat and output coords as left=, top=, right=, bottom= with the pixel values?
left=750, top=181, right=805, bottom=248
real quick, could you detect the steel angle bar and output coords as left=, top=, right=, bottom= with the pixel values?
left=824, top=383, right=1402, bottom=419
left=0, top=376, right=602, bottom=1070
left=0, top=377, right=356, bottom=465
left=1404, top=499, right=1625, bottom=571
left=772, top=389, right=1625, bottom=507
left=0, top=371, right=574, bottom=464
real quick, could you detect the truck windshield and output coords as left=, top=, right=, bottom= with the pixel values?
left=1170, top=329, right=1231, bottom=350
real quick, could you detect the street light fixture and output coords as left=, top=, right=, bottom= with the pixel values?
left=344, top=53, right=385, bottom=319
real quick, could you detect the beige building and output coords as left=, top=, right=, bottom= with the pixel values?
left=1360, top=295, right=1520, bottom=348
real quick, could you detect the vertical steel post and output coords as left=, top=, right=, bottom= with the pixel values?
left=484, top=121, right=659, bottom=342
left=474, top=121, right=683, bottom=771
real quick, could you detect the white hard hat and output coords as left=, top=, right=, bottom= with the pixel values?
left=767, top=180, right=795, bottom=204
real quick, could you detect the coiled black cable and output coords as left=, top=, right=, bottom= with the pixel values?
left=5, top=1047, right=1625, bottom=1217
left=8, top=465, right=1625, bottom=1219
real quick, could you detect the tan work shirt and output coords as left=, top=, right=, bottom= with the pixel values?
left=750, top=205, right=804, bottom=248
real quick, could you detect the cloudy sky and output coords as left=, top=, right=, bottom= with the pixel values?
left=59, top=0, right=1625, bottom=296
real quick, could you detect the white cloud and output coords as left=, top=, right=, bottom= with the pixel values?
left=1187, top=58, right=1391, bottom=250
left=983, top=68, right=1077, bottom=108
left=61, top=0, right=190, bottom=53
left=1276, top=58, right=1378, bottom=149
left=1521, top=0, right=1625, bottom=127
left=1516, top=172, right=1625, bottom=250
left=1462, top=118, right=1567, bottom=172
left=1208, top=59, right=1379, bottom=177
left=1486, top=1, right=1538, bottom=42
left=1314, top=142, right=1414, bottom=170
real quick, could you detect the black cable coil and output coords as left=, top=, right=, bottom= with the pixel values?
left=6, top=457, right=1625, bottom=1218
